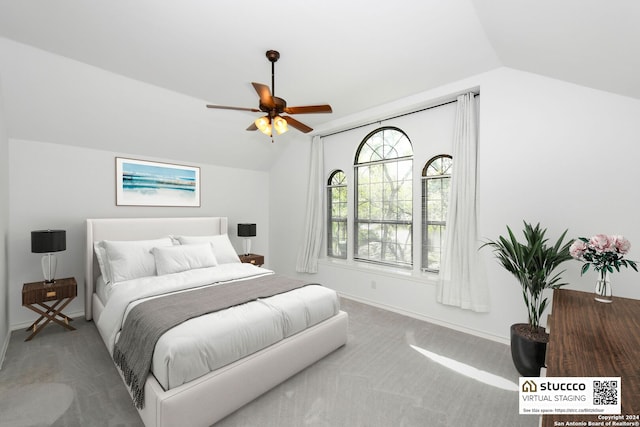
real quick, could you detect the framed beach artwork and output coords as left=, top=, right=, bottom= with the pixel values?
left=116, top=157, right=201, bottom=207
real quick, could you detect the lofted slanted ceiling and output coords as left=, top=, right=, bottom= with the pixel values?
left=0, top=0, right=638, bottom=171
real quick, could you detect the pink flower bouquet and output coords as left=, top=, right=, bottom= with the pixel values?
left=570, top=234, right=638, bottom=278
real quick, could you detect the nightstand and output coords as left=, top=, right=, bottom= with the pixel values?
left=239, top=253, right=264, bottom=267
left=22, top=276, right=77, bottom=341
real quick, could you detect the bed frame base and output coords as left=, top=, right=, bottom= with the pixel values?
left=139, top=311, right=348, bottom=427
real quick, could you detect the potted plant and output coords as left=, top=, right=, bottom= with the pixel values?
left=482, top=221, right=573, bottom=376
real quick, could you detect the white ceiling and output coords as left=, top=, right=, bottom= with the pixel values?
left=0, top=0, right=638, bottom=170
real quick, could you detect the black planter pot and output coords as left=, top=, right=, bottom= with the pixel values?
left=510, top=323, right=548, bottom=377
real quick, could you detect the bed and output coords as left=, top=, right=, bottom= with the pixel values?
left=85, top=217, right=348, bottom=427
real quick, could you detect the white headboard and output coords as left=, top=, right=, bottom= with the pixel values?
left=85, top=217, right=228, bottom=320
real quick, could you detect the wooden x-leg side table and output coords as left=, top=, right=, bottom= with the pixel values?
left=22, top=276, right=77, bottom=341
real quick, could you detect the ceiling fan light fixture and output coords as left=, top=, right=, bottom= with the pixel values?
left=259, top=124, right=272, bottom=136
left=206, top=50, right=332, bottom=138
left=255, top=116, right=271, bottom=135
left=273, top=116, right=288, bottom=135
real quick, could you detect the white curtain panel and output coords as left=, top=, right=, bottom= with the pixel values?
left=296, top=136, right=324, bottom=273
left=436, top=93, right=489, bottom=312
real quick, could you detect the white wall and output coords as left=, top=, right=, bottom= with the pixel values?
left=8, top=139, right=269, bottom=327
left=270, top=67, right=640, bottom=343
left=0, top=37, right=288, bottom=172
left=0, top=73, right=9, bottom=366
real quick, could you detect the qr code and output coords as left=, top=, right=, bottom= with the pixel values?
left=593, top=380, right=618, bottom=405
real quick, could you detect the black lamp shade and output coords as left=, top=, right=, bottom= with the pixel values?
left=237, top=223, right=256, bottom=237
left=31, top=230, right=66, bottom=253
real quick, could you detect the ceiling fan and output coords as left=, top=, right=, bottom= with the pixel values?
left=206, top=50, right=332, bottom=138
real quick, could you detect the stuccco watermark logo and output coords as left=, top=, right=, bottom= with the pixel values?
left=522, top=380, right=537, bottom=393
left=519, top=377, right=620, bottom=415
left=522, top=379, right=587, bottom=392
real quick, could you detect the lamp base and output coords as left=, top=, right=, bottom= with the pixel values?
left=41, top=253, right=57, bottom=286
left=243, top=238, right=252, bottom=256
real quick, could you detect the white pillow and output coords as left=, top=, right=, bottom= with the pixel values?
left=174, top=234, right=241, bottom=264
left=94, top=241, right=113, bottom=284
left=102, top=237, right=174, bottom=283
left=152, top=243, right=218, bottom=276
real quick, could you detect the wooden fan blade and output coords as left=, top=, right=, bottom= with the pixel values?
left=246, top=122, right=258, bottom=131
left=283, top=116, right=313, bottom=133
left=251, top=82, right=275, bottom=109
left=206, top=104, right=260, bottom=112
left=284, top=104, right=332, bottom=114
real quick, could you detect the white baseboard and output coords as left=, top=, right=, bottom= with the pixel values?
left=0, top=328, right=10, bottom=370
left=338, top=292, right=510, bottom=346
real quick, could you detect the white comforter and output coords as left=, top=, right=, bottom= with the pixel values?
left=96, top=263, right=340, bottom=390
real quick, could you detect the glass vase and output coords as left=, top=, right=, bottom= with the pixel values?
left=594, top=270, right=612, bottom=303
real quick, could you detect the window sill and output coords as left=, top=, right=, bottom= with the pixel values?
left=318, top=257, right=439, bottom=285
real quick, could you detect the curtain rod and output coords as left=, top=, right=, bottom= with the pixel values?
left=318, top=92, right=478, bottom=139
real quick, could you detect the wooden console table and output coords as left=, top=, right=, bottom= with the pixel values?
left=541, top=288, right=640, bottom=426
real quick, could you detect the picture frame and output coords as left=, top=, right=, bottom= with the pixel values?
left=115, top=157, right=201, bottom=207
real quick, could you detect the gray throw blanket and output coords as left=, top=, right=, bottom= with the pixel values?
left=112, top=274, right=314, bottom=409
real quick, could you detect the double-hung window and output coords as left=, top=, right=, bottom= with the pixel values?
left=421, top=155, right=452, bottom=271
left=327, top=170, right=347, bottom=259
left=354, top=127, right=413, bottom=267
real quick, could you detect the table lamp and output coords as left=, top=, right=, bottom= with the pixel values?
left=237, top=223, right=256, bottom=256
left=31, top=229, right=66, bottom=284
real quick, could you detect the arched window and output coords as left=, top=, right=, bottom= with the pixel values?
left=354, top=127, right=413, bottom=267
left=421, top=154, right=452, bottom=271
left=327, top=170, right=347, bottom=259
